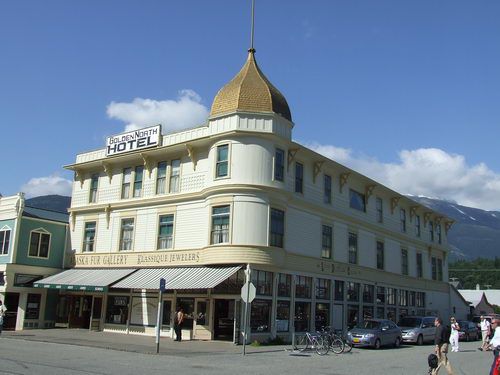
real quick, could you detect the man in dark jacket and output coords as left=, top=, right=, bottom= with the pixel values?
left=432, top=317, right=455, bottom=375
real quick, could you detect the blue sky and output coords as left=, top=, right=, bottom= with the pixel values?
left=1, top=1, right=500, bottom=210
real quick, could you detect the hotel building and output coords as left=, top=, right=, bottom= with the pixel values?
left=35, top=47, right=454, bottom=342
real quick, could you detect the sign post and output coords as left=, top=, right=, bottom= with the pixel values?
left=241, top=265, right=256, bottom=355
left=156, top=278, right=166, bottom=354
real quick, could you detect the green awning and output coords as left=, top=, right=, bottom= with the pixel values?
left=33, top=268, right=136, bottom=292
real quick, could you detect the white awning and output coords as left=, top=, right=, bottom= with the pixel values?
left=33, top=268, right=137, bottom=292
left=111, top=266, right=241, bottom=290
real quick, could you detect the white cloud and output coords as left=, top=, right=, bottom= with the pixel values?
left=106, top=89, right=209, bottom=133
left=307, top=142, right=500, bottom=211
left=21, top=174, right=72, bottom=198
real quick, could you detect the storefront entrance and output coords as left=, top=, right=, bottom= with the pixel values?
left=214, top=299, right=235, bottom=341
left=4, top=293, right=19, bottom=330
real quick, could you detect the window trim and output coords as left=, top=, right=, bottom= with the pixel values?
left=210, top=204, right=231, bottom=245
left=156, top=161, right=168, bottom=195
left=349, top=189, right=366, bottom=212
left=0, top=226, right=12, bottom=255
left=82, top=221, right=97, bottom=253
left=348, top=231, right=358, bottom=265
left=321, top=224, right=332, bottom=259
left=214, top=143, right=230, bottom=180
left=157, top=214, right=175, bottom=250
left=169, top=158, right=181, bottom=193
left=376, top=241, right=385, bottom=270
left=133, top=165, right=144, bottom=198
left=27, top=228, right=51, bottom=259
left=119, top=217, right=135, bottom=251
left=89, top=173, right=99, bottom=203
left=324, top=174, right=332, bottom=204
left=401, top=248, right=409, bottom=276
left=294, top=162, right=304, bottom=194
left=269, top=207, right=285, bottom=248
left=376, top=197, right=383, bottom=223
left=274, top=148, right=285, bottom=182
left=121, top=167, right=133, bottom=199
left=400, top=208, right=407, bottom=233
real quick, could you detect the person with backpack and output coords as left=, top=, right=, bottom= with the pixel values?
left=432, top=317, right=455, bottom=375
left=449, top=317, right=460, bottom=352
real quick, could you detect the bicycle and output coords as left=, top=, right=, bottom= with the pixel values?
left=293, top=331, right=330, bottom=355
left=318, top=327, right=344, bottom=354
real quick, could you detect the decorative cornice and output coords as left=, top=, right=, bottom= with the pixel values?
left=391, top=197, right=400, bottom=214
left=101, top=162, right=113, bottom=183
left=313, top=161, right=324, bottom=183
left=186, top=144, right=197, bottom=171
left=339, top=173, right=350, bottom=193
left=287, top=148, right=299, bottom=171
left=409, top=206, right=419, bottom=221
left=74, top=168, right=84, bottom=188
left=141, top=153, right=154, bottom=178
left=365, top=184, right=377, bottom=202
left=444, top=220, right=455, bottom=234
left=424, top=212, right=433, bottom=226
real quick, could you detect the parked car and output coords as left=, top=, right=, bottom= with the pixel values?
left=347, top=319, right=402, bottom=349
left=398, top=316, right=436, bottom=345
left=457, top=320, right=480, bottom=341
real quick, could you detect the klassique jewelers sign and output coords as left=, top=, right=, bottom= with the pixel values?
left=106, top=125, right=161, bottom=156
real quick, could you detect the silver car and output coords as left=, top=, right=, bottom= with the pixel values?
left=399, top=316, right=436, bottom=345
left=347, top=319, right=402, bottom=349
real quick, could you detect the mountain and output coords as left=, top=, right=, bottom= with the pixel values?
left=23, top=194, right=498, bottom=260
left=410, top=196, right=500, bottom=261
left=25, top=195, right=71, bottom=214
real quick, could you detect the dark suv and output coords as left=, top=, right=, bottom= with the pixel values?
left=457, top=320, right=479, bottom=341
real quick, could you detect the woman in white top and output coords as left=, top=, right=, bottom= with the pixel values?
left=450, top=317, right=460, bottom=352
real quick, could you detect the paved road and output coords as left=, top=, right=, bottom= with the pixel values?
left=0, top=337, right=493, bottom=375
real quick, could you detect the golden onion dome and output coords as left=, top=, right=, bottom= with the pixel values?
left=210, top=49, right=292, bottom=122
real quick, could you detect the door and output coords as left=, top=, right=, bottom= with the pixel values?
left=332, top=304, right=344, bottom=330
left=214, top=299, right=235, bottom=340
left=69, top=296, right=92, bottom=329
left=90, top=297, right=102, bottom=331
left=3, top=293, right=20, bottom=330
left=194, top=298, right=210, bottom=339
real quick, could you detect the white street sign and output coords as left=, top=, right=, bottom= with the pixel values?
left=241, top=282, right=256, bottom=303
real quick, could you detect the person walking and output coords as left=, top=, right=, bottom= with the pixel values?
left=174, top=307, right=184, bottom=342
left=432, top=317, right=455, bottom=375
left=489, top=319, right=500, bottom=375
left=0, top=300, right=7, bottom=335
left=449, top=317, right=460, bottom=352
left=480, top=316, right=492, bottom=351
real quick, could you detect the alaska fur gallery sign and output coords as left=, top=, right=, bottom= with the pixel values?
left=106, top=125, right=161, bottom=156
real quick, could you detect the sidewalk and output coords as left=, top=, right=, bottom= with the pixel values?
left=2, top=329, right=287, bottom=357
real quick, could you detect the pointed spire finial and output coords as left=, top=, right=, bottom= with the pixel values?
left=249, top=0, right=256, bottom=53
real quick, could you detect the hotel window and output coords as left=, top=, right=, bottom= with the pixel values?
left=429, top=221, right=434, bottom=242
left=321, top=225, right=332, bottom=259
left=349, top=189, right=366, bottom=212
left=316, top=278, right=330, bottom=300
left=252, top=270, right=273, bottom=296
left=294, top=301, right=311, bottom=332
left=89, top=174, right=99, bottom=203
left=156, top=161, right=167, bottom=194
left=133, top=166, right=144, bottom=197
left=83, top=222, right=96, bottom=252
left=295, top=162, right=303, bottom=193
left=400, top=208, right=406, bottom=232
left=376, top=241, right=384, bottom=270
left=157, top=215, right=174, bottom=249
left=437, top=224, right=442, bottom=244
left=401, top=248, right=408, bottom=275
left=169, top=159, right=181, bottom=193
left=437, top=258, right=443, bottom=281
left=346, top=281, right=359, bottom=302
left=363, top=284, right=374, bottom=304
left=215, top=144, right=229, bottom=178
left=416, top=253, right=423, bottom=278
left=398, top=290, right=408, bottom=306
left=274, top=148, right=285, bottom=181
left=211, top=206, right=230, bottom=244
left=0, top=228, right=11, bottom=255
left=416, top=292, right=426, bottom=307
left=250, top=299, right=272, bottom=333
left=119, top=218, right=134, bottom=251
left=29, top=229, right=50, bottom=258
left=376, top=286, right=385, bottom=304
left=376, top=197, right=383, bottom=223
left=270, top=208, right=284, bottom=248
left=278, top=273, right=291, bottom=297
left=295, top=276, right=312, bottom=299
left=431, top=257, right=437, bottom=280
left=348, top=232, right=358, bottom=264
left=334, top=280, right=344, bottom=301
left=276, top=301, right=290, bottom=332
left=387, top=287, right=396, bottom=305
left=121, top=167, right=132, bottom=199
left=324, top=175, right=332, bottom=204
left=415, top=215, right=421, bottom=237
